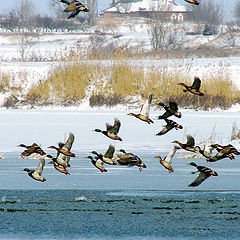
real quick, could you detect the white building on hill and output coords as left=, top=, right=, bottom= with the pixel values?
left=103, top=0, right=188, bottom=21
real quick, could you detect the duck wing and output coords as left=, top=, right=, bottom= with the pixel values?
left=140, top=94, right=152, bottom=117
left=59, top=0, right=71, bottom=5
left=34, top=159, right=45, bottom=176
left=169, top=102, right=178, bottom=111
left=188, top=172, right=210, bottom=187
left=64, top=1, right=77, bottom=12
left=164, top=146, right=180, bottom=164
left=191, top=77, right=201, bottom=90
left=67, top=9, right=80, bottom=19
left=156, top=120, right=175, bottom=135
left=186, top=135, right=195, bottom=147
left=104, top=145, right=115, bottom=158
left=57, top=133, right=75, bottom=164
left=107, top=118, right=121, bottom=134
left=157, top=111, right=172, bottom=119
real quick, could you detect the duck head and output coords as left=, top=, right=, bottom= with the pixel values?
left=92, top=129, right=102, bottom=133
left=154, top=156, right=162, bottom=161
left=119, top=149, right=126, bottom=153
left=22, top=168, right=30, bottom=172
left=48, top=146, right=57, bottom=150
left=187, top=162, right=197, bottom=167
left=127, top=113, right=136, bottom=117
left=86, top=156, right=94, bottom=160
left=90, top=151, right=98, bottom=156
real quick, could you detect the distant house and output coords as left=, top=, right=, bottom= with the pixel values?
left=103, top=0, right=188, bottom=21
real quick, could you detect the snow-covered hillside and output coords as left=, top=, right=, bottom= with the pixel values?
left=0, top=19, right=240, bottom=109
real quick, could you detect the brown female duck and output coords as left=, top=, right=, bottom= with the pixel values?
left=177, top=77, right=204, bottom=96
left=128, top=94, right=154, bottom=124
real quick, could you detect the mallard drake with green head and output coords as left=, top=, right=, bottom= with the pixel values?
left=87, top=156, right=107, bottom=173
left=172, top=135, right=198, bottom=153
left=127, top=94, right=154, bottom=124
left=18, top=143, right=46, bottom=158
left=22, top=159, right=46, bottom=182
left=177, top=77, right=204, bottom=96
left=93, top=118, right=122, bottom=141
left=156, top=119, right=183, bottom=136
left=187, top=162, right=218, bottom=187
left=59, top=0, right=89, bottom=19
left=90, top=145, right=116, bottom=165
left=184, top=0, right=199, bottom=5
left=154, top=146, right=180, bottom=173
left=157, top=101, right=181, bottom=119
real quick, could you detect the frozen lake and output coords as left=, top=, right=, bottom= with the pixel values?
left=0, top=109, right=239, bottom=190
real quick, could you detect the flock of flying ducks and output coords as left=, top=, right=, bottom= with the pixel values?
left=58, top=0, right=200, bottom=20
left=17, top=77, right=239, bottom=187
left=15, top=0, right=234, bottom=188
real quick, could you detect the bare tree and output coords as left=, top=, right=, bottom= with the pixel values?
left=16, top=32, right=39, bottom=60
left=233, top=0, right=240, bottom=25
left=188, top=0, right=223, bottom=34
left=49, top=0, right=66, bottom=18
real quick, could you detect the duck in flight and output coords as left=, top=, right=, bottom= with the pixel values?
left=127, top=94, right=154, bottom=124
left=58, top=0, right=89, bottom=19
left=177, top=77, right=204, bottom=96
left=188, top=162, right=218, bottom=187
left=156, top=119, right=183, bottom=136
left=156, top=101, right=181, bottom=119
left=93, top=118, right=122, bottom=141
left=18, top=143, right=46, bottom=158
left=22, top=159, right=46, bottom=182
left=90, top=145, right=116, bottom=165
left=154, top=146, right=180, bottom=173
left=87, top=156, right=107, bottom=173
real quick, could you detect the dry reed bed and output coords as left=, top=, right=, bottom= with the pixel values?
left=24, top=59, right=240, bottom=109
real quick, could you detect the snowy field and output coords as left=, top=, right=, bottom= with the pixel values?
left=0, top=109, right=239, bottom=190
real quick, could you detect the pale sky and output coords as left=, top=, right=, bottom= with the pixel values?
left=0, top=0, right=237, bottom=21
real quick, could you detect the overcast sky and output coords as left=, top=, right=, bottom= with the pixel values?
left=0, top=0, right=237, bottom=21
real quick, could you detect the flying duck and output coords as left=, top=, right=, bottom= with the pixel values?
left=156, top=119, right=183, bottom=135
left=154, top=146, right=180, bottom=173
left=87, top=156, right=107, bottom=173
left=18, top=143, right=46, bottom=158
left=195, top=144, right=215, bottom=159
left=114, top=149, right=146, bottom=171
left=48, top=145, right=75, bottom=157
left=93, top=118, right=122, bottom=141
left=157, top=101, right=181, bottom=119
left=90, top=145, right=116, bottom=165
left=184, top=0, right=199, bottom=5
left=59, top=0, right=89, bottom=19
left=127, top=94, right=154, bottom=124
left=22, top=159, right=46, bottom=182
left=49, top=160, right=70, bottom=175
left=207, top=144, right=239, bottom=162
left=48, top=132, right=75, bottom=167
left=172, top=135, right=198, bottom=153
left=188, top=162, right=218, bottom=187
left=177, top=77, right=204, bottom=96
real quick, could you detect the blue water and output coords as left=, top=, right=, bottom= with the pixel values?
left=0, top=189, right=240, bottom=240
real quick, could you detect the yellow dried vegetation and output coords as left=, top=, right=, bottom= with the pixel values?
left=26, top=57, right=240, bottom=109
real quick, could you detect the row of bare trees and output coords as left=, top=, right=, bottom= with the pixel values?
left=0, top=0, right=98, bottom=33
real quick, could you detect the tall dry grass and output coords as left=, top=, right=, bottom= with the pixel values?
left=25, top=57, right=240, bottom=109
